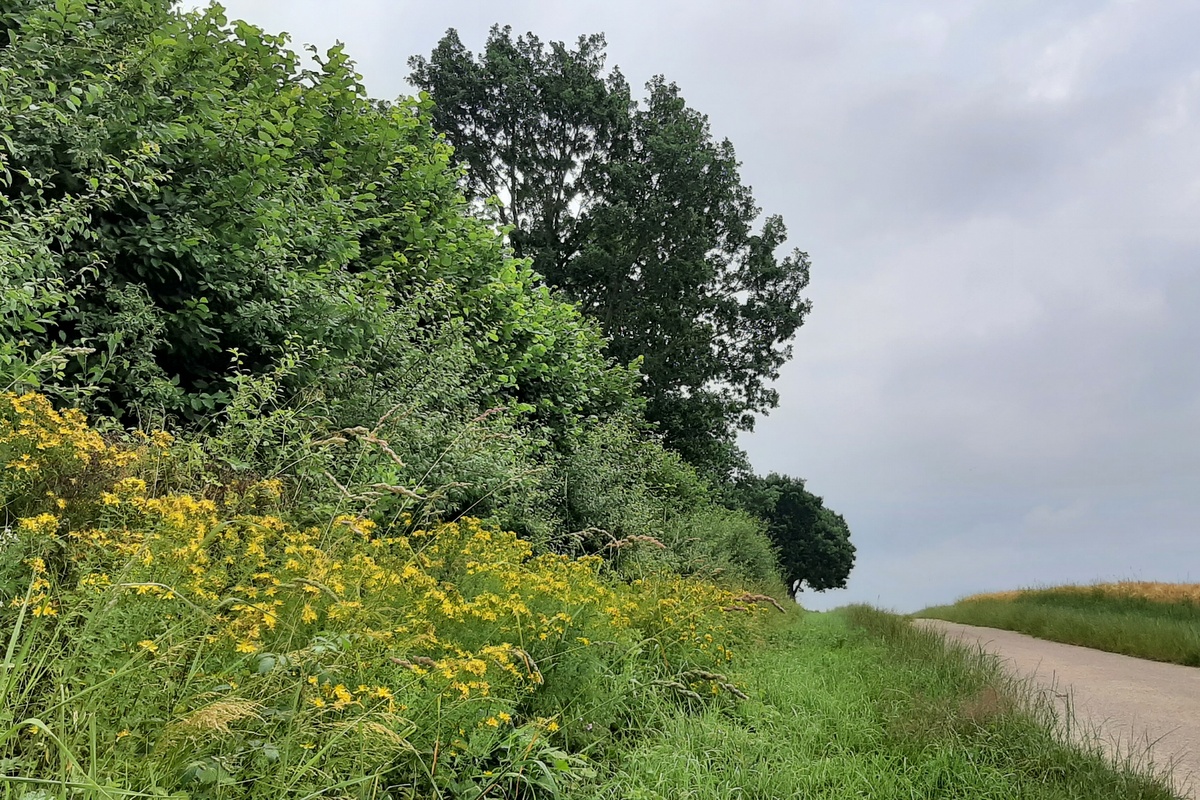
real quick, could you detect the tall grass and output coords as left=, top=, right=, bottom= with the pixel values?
left=576, top=608, right=1181, bottom=799
left=919, top=584, right=1200, bottom=666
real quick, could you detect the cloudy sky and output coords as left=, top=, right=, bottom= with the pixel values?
left=210, top=0, right=1200, bottom=612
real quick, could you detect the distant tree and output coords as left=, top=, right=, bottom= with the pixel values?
left=732, top=473, right=855, bottom=594
left=410, top=27, right=812, bottom=478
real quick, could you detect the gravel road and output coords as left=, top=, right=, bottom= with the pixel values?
left=916, top=619, right=1199, bottom=799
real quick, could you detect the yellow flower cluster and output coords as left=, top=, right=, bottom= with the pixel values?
left=17, top=494, right=757, bottom=696
left=2, top=394, right=770, bottom=769
left=0, top=393, right=134, bottom=480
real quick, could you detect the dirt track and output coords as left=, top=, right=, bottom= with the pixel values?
left=917, top=619, right=1200, bottom=799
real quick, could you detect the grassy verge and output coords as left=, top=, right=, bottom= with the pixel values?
left=575, top=607, right=1180, bottom=799
left=918, top=584, right=1200, bottom=666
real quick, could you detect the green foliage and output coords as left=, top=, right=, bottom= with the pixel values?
left=551, top=416, right=782, bottom=588
left=0, top=398, right=771, bottom=797
left=0, top=0, right=637, bottom=432
left=0, top=1, right=812, bottom=787
left=558, top=416, right=703, bottom=542
left=0, top=0, right=778, bottom=625
left=731, top=473, right=855, bottom=594
left=411, top=27, right=812, bottom=477
left=656, top=507, right=783, bottom=590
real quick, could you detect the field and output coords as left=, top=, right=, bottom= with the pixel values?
left=918, top=583, right=1200, bottom=666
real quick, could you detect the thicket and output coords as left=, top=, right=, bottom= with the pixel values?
left=0, top=1, right=780, bottom=793
left=0, top=0, right=790, bottom=580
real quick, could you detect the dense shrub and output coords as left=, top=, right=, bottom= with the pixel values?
left=0, top=3, right=824, bottom=789
left=0, top=0, right=637, bottom=433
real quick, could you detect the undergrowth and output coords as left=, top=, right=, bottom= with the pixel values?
left=0, top=393, right=778, bottom=798
left=0, top=394, right=1182, bottom=798
left=919, top=584, right=1200, bottom=666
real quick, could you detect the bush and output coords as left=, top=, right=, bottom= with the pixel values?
left=659, top=507, right=783, bottom=590
left=0, top=0, right=638, bottom=434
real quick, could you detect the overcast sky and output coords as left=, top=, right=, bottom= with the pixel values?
left=208, top=0, right=1200, bottom=612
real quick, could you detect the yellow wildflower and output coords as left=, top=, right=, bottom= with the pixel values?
left=330, top=684, right=355, bottom=709
left=18, top=514, right=59, bottom=536
left=32, top=601, right=57, bottom=617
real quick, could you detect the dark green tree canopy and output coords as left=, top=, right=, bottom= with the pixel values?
left=732, top=473, right=855, bottom=594
left=411, top=27, right=813, bottom=477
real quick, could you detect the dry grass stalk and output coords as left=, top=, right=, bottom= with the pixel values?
left=160, top=697, right=263, bottom=746
left=391, top=655, right=437, bottom=669
left=605, top=534, right=667, bottom=550
left=509, top=646, right=544, bottom=685
left=732, top=593, right=787, bottom=613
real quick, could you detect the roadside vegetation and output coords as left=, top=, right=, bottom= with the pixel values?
left=1, top=416, right=1179, bottom=799
left=0, top=394, right=782, bottom=797
left=577, top=607, right=1179, bottom=799
left=0, top=1, right=837, bottom=795
left=919, top=583, right=1200, bottom=667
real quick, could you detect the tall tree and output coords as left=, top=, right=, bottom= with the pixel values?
left=411, top=27, right=812, bottom=477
